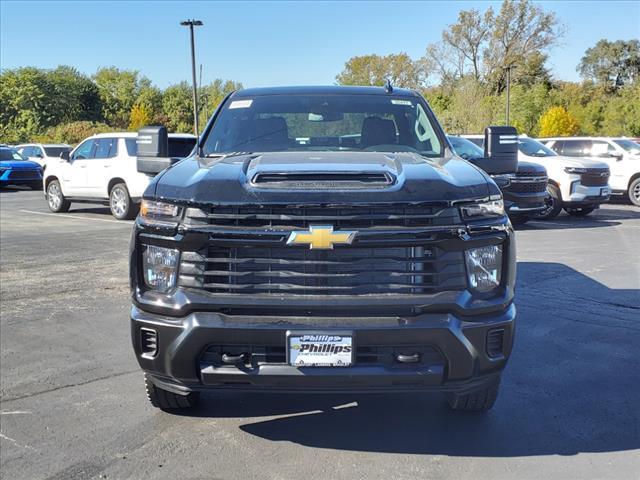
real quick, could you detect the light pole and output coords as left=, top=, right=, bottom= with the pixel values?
left=180, top=19, right=203, bottom=137
left=503, top=64, right=517, bottom=126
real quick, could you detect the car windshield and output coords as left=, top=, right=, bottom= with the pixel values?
left=202, top=94, right=443, bottom=157
left=518, top=138, right=556, bottom=157
left=448, top=136, right=484, bottom=160
left=44, top=146, right=70, bottom=157
left=0, top=148, right=28, bottom=161
left=613, top=139, right=640, bottom=155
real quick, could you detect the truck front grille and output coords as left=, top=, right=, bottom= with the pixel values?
left=185, top=203, right=457, bottom=229
left=581, top=170, right=609, bottom=187
left=507, top=175, right=548, bottom=193
left=9, top=170, right=41, bottom=180
left=179, top=245, right=466, bottom=296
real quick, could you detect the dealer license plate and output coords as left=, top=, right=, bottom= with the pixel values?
left=288, top=333, right=353, bottom=367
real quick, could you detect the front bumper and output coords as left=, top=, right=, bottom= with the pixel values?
left=132, top=302, right=515, bottom=395
left=566, top=182, right=610, bottom=205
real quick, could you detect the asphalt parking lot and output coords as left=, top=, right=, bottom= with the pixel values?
left=1, top=188, right=639, bottom=480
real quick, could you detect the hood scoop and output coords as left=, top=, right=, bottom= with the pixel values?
left=251, top=171, right=394, bottom=189
left=245, top=152, right=401, bottom=190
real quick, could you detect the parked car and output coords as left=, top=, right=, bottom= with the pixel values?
left=0, top=146, right=43, bottom=189
left=16, top=143, right=71, bottom=170
left=43, top=132, right=196, bottom=219
left=131, top=85, right=518, bottom=413
left=463, top=135, right=611, bottom=219
left=448, top=135, right=549, bottom=225
left=541, top=137, right=640, bottom=206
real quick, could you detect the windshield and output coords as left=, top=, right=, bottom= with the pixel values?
left=0, top=148, right=28, bottom=161
left=447, top=136, right=484, bottom=160
left=518, top=137, right=556, bottom=157
left=202, top=94, right=443, bottom=157
left=44, top=146, right=70, bottom=157
left=613, top=139, right=640, bottom=155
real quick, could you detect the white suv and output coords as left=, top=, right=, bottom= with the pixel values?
left=16, top=143, right=71, bottom=170
left=541, top=137, right=640, bottom=206
left=462, top=135, right=611, bottom=219
left=43, top=132, right=196, bottom=219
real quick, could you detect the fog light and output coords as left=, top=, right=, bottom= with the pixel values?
left=465, top=245, right=502, bottom=292
left=142, top=245, right=179, bottom=292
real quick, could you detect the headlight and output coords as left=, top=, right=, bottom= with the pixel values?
left=139, top=200, right=181, bottom=226
left=142, top=245, right=180, bottom=293
left=465, top=245, right=503, bottom=292
left=460, top=199, right=505, bottom=219
left=564, top=167, right=587, bottom=174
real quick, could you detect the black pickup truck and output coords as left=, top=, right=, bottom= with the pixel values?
left=448, top=135, right=549, bottom=225
left=130, top=86, right=517, bottom=413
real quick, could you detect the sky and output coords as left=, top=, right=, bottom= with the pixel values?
left=1, top=0, right=639, bottom=89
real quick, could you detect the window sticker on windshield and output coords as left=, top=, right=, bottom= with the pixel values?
left=391, top=99, right=412, bottom=106
left=229, top=99, right=253, bottom=109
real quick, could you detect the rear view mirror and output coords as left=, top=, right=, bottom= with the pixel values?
left=467, top=126, right=518, bottom=175
left=611, top=151, right=623, bottom=160
left=59, top=150, right=70, bottom=161
left=136, top=126, right=175, bottom=175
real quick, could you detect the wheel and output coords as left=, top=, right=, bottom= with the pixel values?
left=509, top=214, right=529, bottom=225
left=629, top=177, right=640, bottom=207
left=109, top=183, right=138, bottom=220
left=46, top=180, right=70, bottom=213
left=447, top=376, right=501, bottom=412
left=564, top=207, right=595, bottom=217
left=144, top=373, right=199, bottom=410
left=536, top=184, right=562, bottom=220
left=28, top=181, right=42, bottom=190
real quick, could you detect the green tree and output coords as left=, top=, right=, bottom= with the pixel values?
left=538, top=106, right=579, bottom=137
left=93, top=67, right=150, bottom=128
left=162, top=82, right=193, bottom=133
left=578, top=39, right=640, bottom=87
left=336, top=53, right=426, bottom=89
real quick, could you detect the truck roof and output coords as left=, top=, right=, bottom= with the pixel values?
left=232, top=85, right=419, bottom=98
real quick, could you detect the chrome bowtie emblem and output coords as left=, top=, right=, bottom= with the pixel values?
left=287, top=225, right=356, bottom=250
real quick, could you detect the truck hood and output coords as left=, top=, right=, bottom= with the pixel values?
left=520, top=153, right=609, bottom=170
left=151, top=151, right=493, bottom=205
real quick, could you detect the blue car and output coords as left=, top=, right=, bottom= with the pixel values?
left=0, top=146, right=43, bottom=189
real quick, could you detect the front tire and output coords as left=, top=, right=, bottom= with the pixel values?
left=447, top=376, right=501, bottom=412
left=28, top=181, right=43, bottom=191
left=629, top=178, right=640, bottom=207
left=46, top=180, right=70, bottom=213
left=144, top=374, right=199, bottom=410
left=109, top=183, right=138, bottom=220
left=564, top=207, right=595, bottom=217
left=536, top=184, right=562, bottom=220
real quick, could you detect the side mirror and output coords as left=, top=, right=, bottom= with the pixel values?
left=136, top=125, right=175, bottom=175
left=467, top=126, right=518, bottom=175
left=59, top=151, right=70, bottom=161
left=611, top=152, right=623, bottom=161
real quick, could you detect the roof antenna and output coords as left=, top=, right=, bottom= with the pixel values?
left=384, top=78, right=393, bottom=93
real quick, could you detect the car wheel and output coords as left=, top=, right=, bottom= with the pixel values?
left=629, top=178, right=640, bottom=207
left=447, top=375, right=501, bottom=412
left=46, top=180, right=70, bottom=213
left=144, top=373, right=199, bottom=410
left=536, top=184, right=562, bottom=220
left=109, top=183, right=138, bottom=220
left=564, top=207, right=595, bottom=217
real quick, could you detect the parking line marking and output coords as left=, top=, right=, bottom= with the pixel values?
left=19, top=210, right=133, bottom=225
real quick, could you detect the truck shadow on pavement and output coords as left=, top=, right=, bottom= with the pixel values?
left=184, top=261, right=640, bottom=457
left=516, top=206, right=639, bottom=230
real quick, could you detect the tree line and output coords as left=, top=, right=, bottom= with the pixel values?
left=0, top=66, right=241, bottom=144
left=336, top=0, right=640, bottom=137
left=1, top=0, right=638, bottom=144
